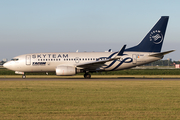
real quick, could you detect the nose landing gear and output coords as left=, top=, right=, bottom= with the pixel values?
left=22, top=74, right=26, bottom=79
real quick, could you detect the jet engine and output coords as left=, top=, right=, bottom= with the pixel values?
left=56, top=66, right=76, bottom=76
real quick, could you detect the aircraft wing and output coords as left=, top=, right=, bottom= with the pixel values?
left=76, top=45, right=126, bottom=70
left=149, top=50, right=175, bottom=57
left=76, top=59, right=110, bottom=70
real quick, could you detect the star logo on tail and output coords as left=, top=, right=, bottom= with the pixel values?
left=149, top=30, right=163, bottom=44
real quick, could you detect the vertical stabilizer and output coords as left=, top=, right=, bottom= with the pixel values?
left=125, top=16, right=169, bottom=52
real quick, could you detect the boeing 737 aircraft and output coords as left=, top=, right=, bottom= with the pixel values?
left=3, top=16, right=174, bottom=78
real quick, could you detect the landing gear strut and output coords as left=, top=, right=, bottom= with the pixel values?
left=84, top=73, right=91, bottom=79
left=22, top=74, right=26, bottom=79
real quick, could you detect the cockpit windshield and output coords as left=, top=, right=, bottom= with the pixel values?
left=11, top=58, right=19, bottom=61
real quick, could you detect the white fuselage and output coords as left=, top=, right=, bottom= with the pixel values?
left=4, top=51, right=162, bottom=73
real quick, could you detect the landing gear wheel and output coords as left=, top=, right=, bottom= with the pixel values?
left=84, top=73, right=91, bottom=79
left=22, top=75, right=26, bottom=79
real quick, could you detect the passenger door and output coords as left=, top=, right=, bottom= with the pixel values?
left=26, top=55, right=31, bottom=65
left=132, top=54, right=137, bottom=64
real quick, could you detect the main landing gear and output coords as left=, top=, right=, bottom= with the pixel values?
left=84, top=73, right=91, bottom=79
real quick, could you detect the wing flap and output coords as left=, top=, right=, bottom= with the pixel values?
left=77, top=60, right=107, bottom=70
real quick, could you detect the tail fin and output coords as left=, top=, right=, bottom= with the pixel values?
left=125, top=16, right=169, bottom=52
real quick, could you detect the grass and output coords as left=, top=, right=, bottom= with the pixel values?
left=0, top=80, right=180, bottom=119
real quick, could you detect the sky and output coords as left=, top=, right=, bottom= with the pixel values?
left=0, top=0, right=180, bottom=61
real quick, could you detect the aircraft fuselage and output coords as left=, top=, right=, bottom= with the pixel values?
left=5, top=51, right=162, bottom=73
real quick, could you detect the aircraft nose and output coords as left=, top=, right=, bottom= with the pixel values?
left=3, top=62, right=10, bottom=69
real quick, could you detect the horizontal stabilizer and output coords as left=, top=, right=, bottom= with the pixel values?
left=149, top=50, right=175, bottom=57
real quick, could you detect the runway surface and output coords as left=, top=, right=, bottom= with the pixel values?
left=1, top=78, right=180, bottom=81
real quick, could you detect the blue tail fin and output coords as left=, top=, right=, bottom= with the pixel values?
left=125, top=16, right=169, bottom=52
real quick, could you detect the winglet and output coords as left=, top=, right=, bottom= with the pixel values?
left=117, top=45, right=126, bottom=56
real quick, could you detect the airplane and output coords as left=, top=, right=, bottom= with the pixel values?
left=3, top=16, right=174, bottom=79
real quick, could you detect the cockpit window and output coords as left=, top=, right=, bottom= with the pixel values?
left=11, top=58, right=19, bottom=61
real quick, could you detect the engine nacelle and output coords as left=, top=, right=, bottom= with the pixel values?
left=56, top=66, right=76, bottom=76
